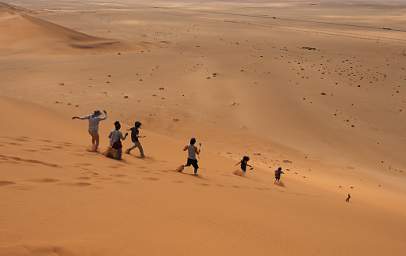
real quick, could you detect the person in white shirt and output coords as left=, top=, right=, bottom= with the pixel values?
left=72, top=110, right=107, bottom=152
left=177, top=138, right=201, bottom=176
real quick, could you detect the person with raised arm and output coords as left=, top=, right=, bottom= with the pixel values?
left=72, top=110, right=107, bottom=152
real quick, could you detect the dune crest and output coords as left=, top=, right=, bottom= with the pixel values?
left=0, top=2, right=123, bottom=54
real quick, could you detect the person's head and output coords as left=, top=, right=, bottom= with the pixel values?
left=134, top=121, right=142, bottom=128
left=93, top=110, right=101, bottom=117
left=114, top=121, right=121, bottom=130
left=242, top=156, right=250, bottom=162
left=278, top=167, right=282, bottom=171
left=190, top=138, right=196, bottom=145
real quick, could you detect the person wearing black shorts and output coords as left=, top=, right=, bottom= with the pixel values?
left=177, top=138, right=200, bottom=175
left=185, top=158, right=199, bottom=171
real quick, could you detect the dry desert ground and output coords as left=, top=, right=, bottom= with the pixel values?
left=0, top=0, right=406, bottom=255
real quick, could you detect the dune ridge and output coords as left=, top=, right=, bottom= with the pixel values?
left=0, top=2, right=123, bottom=54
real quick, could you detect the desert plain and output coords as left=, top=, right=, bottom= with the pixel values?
left=0, top=0, right=406, bottom=255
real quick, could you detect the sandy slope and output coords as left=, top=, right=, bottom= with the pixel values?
left=1, top=1, right=406, bottom=255
left=0, top=98, right=405, bottom=256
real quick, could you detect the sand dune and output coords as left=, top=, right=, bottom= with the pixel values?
left=1, top=0, right=406, bottom=255
left=0, top=97, right=405, bottom=256
left=0, top=3, right=123, bottom=54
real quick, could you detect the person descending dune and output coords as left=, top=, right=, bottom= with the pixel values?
left=107, top=121, right=128, bottom=160
left=72, top=110, right=107, bottom=152
left=235, top=156, right=253, bottom=176
left=177, top=138, right=201, bottom=176
left=125, top=121, right=145, bottom=158
left=346, top=193, right=351, bottom=203
left=274, top=167, right=284, bottom=184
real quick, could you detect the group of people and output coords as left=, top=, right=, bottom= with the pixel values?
left=72, top=110, right=144, bottom=160
left=73, top=110, right=285, bottom=183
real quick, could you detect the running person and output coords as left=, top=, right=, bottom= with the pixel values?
left=72, top=110, right=107, bottom=152
left=274, top=167, right=284, bottom=184
left=235, top=156, right=252, bottom=176
left=178, top=138, right=200, bottom=176
left=125, top=121, right=145, bottom=158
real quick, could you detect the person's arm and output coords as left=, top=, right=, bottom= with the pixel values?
left=108, top=132, right=112, bottom=139
left=137, top=132, right=146, bottom=138
left=122, top=132, right=129, bottom=140
left=183, top=145, right=188, bottom=151
left=72, top=115, right=90, bottom=120
left=99, top=110, right=108, bottom=120
left=235, top=161, right=241, bottom=166
left=195, top=146, right=200, bottom=155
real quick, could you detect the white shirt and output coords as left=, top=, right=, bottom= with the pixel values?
left=81, top=113, right=107, bottom=132
left=188, top=144, right=197, bottom=160
left=109, top=130, right=124, bottom=146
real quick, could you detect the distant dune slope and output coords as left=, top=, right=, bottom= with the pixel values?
left=0, top=2, right=122, bottom=54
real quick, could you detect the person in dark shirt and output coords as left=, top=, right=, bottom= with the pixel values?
left=125, top=121, right=145, bottom=158
left=235, top=156, right=252, bottom=176
left=274, top=167, right=284, bottom=183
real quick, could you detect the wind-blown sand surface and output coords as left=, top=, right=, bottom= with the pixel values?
left=0, top=0, right=405, bottom=255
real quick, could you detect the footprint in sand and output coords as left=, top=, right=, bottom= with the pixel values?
left=97, top=177, right=113, bottom=181
left=172, top=180, right=184, bottom=184
left=83, top=171, right=99, bottom=176
left=275, top=182, right=286, bottom=187
left=60, top=182, right=92, bottom=187
left=0, top=154, right=61, bottom=168
left=73, top=163, right=93, bottom=169
left=109, top=164, right=125, bottom=169
left=13, top=136, right=30, bottom=142
left=30, top=178, right=59, bottom=183
left=7, top=142, right=22, bottom=146
left=76, top=176, right=91, bottom=180
left=115, top=180, right=131, bottom=185
left=23, top=149, right=38, bottom=153
left=111, top=174, right=127, bottom=178
left=40, top=139, right=53, bottom=143
left=3, top=244, right=74, bottom=256
left=0, top=180, right=16, bottom=186
left=256, top=187, right=270, bottom=191
left=142, top=177, right=160, bottom=181
left=73, top=182, right=92, bottom=187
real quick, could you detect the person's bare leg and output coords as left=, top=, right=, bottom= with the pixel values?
left=91, top=135, right=96, bottom=151
left=94, top=134, right=99, bottom=151
left=138, top=142, right=145, bottom=158
left=177, top=165, right=185, bottom=172
left=126, top=145, right=136, bottom=154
